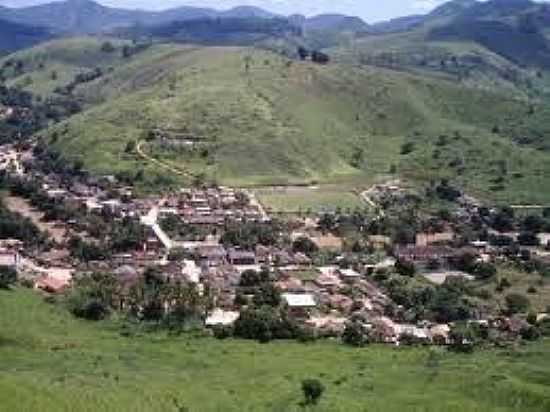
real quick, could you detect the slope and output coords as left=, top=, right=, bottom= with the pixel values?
left=1, top=288, right=550, bottom=412
left=3, top=36, right=550, bottom=201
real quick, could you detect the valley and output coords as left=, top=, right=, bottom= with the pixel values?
left=1, top=1, right=550, bottom=411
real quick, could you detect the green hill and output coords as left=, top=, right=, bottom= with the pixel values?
left=1, top=287, right=549, bottom=412
left=5, top=36, right=550, bottom=202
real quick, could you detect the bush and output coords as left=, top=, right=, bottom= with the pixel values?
left=520, top=325, right=541, bottom=341
left=301, top=379, right=325, bottom=405
left=342, top=321, right=369, bottom=347
left=395, top=259, right=416, bottom=277
left=212, top=325, right=233, bottom=340
left=71, top=299, right=110, bottom=321
left=0, top=266, right=17, bottom=289
left=505, top=293, right=531, bottom=315
left=449, top=323, right=477, bottom=353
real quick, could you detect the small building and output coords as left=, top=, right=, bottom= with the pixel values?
left=282, top=293, right=316, bottom=317
left=205, top=309, right=240, bottom=327
left=415, top=231, right=454, bottom=247
left=181, top=259, right=201, bottom=284
left=196, top=245, right=227, bottom=267
left=338, top=268, right=361, bottom=283
left=228, top=249, right=256, bottom=266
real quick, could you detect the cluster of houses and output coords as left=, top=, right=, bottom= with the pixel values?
left=1, top=142, right=547, bottom=346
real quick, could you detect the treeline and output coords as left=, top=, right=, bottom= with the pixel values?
left=54, top=67, right=103, bottom=95
left=123, top=17, right=302, bottom=46
left=66, top=269, right=211, bottom=328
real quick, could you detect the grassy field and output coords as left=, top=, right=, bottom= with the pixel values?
left=255, top=186, right=364, bottom=213
left=1, top=288, right=550, bottom=412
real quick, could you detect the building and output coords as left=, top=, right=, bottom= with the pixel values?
left=228, top=249, right=256, bottom=266
left=282, top=293, right=316, bottom=317
left=205, top=309, right=239, bottom=327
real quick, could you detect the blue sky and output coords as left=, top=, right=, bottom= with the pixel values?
left=1, top=0, right=549, bottom=23
left=0, top=0, right=452, bottom=22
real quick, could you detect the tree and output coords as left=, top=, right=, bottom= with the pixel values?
left=395, top=259, right=416, bottom=277
left=449, top=322, right=477, bottom=353
left=0, top=266, right=16, bottom=289
left=297, top=46, right=309, bottom=60
left=472, top=262, right=497, bottom=280
left=311, top=50, right=330, bottom=64
left=518, top=232, right=540, bottom=247
left=292, top=236, right=318, bottom=256
left=124, top=140, right=136, bottom=154
left=505, top=293, right=530, bottom=315
left=239, top=269, right=269, bottom=288
left=252, top=283, right=281, bottom=307
left=122, top=45, right=132, bottom=58
left=100, top=41, right=115, bottom=53
left=342, top=321, right=369, bottom=347
left=301, top=379, right=325, bottom=405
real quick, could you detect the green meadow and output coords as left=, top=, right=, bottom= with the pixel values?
left=1, top=288, right=549, bottom=412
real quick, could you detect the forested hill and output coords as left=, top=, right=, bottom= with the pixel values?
left=0, top=18, right=51, bottom=53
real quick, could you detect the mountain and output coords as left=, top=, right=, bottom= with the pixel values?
left=370, top=15, right=425, bottom=33
left=0, top=0, right=279, bottom=34
left=126, top=17, right=300, bottom=47
left=219, top=6, right=277, bottom=19
left=429, top=0, right=550, bottom=68
left=303, top=14, right=369, bottom=33
left=429, top=0, right=479, bottom=18
left=0, top=18, right=51, bottom=52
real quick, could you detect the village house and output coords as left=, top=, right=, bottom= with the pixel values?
left=227, top=249, right=257, bottom=266
left=415, top=231, right=454, bottom=247
left=282, top=293, right=316, bottom=318
left=205, top=309, right=239, bottom=327
left=368, top=235, right=392, bottom=250
left=338, top=268, right=361, bottom=283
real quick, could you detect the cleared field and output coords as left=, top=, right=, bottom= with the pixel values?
left=255, top=186, right=364, bottom=213
left=1, top=288, right=549, bottom=412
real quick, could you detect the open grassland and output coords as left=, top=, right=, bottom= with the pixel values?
left=1, top=288, right=550, bottom=412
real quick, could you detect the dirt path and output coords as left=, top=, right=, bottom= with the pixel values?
left=4, top=196, right=67, bottom=244
left=136, top=141, right=194, bottom=178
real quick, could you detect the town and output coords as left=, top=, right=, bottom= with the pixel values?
left=1, top=141, right=549, bottom=349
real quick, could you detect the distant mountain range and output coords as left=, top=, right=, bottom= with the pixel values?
left=0, top=0, right=370, bottom=35
left=1, top=0, right=550, bottom=71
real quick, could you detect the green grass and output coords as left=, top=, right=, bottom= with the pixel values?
left=1, top=288, right=550, bottom=411
left=255, top=186, right=364, bottom=213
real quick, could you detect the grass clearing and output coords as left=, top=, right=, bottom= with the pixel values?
left=255, top=186, right=364, bottom=213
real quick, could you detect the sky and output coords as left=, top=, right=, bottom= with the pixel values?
left=0, top=0, right=452, bottom=22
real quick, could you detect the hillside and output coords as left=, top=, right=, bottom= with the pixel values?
left=1, top=288, right=549, bottom=412
left=3, top=37, right=550, bottom=202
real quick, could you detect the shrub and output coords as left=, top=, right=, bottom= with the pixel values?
left=520, top=325, right=541, bottom=341
left=301, top=379, right=325, bottom=405
left=212, top=325, right=233, bottom=340
left=505, top=293, right=531, bottom=315
left=0, top=266, right=17, bottom=289
left=395, top=259, right=416, bottom=277
left=342, top=321, right=369, bottom=347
